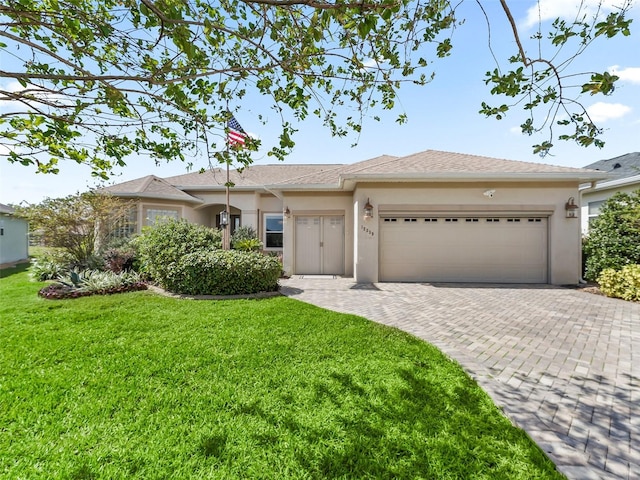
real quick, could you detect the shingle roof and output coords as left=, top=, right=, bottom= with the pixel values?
left=101, top=175, right=203, bottom=203
left=164, top=164, right=342, bottom=188
left=583, top=152, right=640, bottom=180
left=272, top=150, right=602, bottom=187
left=0, top=203, right=16, bottom=215
left=103, top=149, right=605, bottom=201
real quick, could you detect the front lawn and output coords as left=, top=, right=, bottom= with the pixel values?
left=0, top=265, right=563, bottom=479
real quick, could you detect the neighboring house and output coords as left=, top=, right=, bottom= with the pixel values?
left=580, top=152, right=640, bottom=234
left=102, top=149, right=605, bottom=285
left=0, top=203, right=29, bottom=266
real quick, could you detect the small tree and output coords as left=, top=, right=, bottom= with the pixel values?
left=583, top=190, right=640, bottom=281
left=16, top=192, right=135, bottom=267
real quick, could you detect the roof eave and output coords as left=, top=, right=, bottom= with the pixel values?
left=107, top=192, right=204, bottom=204
left=339, top=172, right=609, bottom=183
left=582, top=173, right=640, bottom=192
left=177, top=185, right=261, bottom=192
left=265, top=183, right=343, bottom=191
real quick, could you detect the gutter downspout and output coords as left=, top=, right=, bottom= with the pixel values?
left=578, top=181, right=598, bottom=284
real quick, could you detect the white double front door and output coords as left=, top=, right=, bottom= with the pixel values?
left=294, top=216, right=344, bottom=275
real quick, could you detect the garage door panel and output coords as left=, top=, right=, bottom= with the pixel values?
left=380, top=217, right=547, bottom=283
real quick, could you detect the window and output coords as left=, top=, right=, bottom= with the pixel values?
left=145, top=208, right=179, bottom=226
left=215, top=214, right=241, bottom=235
left=588, top=200, right=605, bottom=223
left=109, top=208, right=138, bottom=239
left=265, top=214, right=283, bottom=249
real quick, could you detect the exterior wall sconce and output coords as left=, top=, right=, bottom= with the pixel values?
left=283, top=206, right=291, bottom=218
left=363, top=198, right=374, bottom=220
left=219, top=210, right=229, bottom=227
left=565, top=197, right=579, bottom=218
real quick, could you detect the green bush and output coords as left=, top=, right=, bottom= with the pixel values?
left=134, top=219, right=222, bottom=286
left=38, top=270, right=147, bottom=299
left=598, top=265, right=640, bottom=302
left=29, top=253, right=71, bottom=281
left=233, top=238, right=263, bottom=252
left=168, top=250, right=282, bottom=295
left=230, top=225, right=259, bottom=249
left=583, top=191, right=640, bottom=281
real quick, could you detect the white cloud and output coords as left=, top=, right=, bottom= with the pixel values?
left=586, top=101, right=631, bottom=122
left=608, top=65, right=640, bottom=84
left=522, top=0, right=622, bottom=28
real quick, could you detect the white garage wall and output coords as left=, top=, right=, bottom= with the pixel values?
left=0, top=215, right=29, bottom=265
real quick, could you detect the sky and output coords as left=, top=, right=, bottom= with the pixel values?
left=1, top=0, right=639, bottom=205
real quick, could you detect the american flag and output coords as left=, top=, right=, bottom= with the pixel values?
left=228, top=114, right=248, bottom=147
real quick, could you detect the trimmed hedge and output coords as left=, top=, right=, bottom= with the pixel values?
left=168, top=250, right=282, bottom=295
left=598, top=265, right=640, bottom=302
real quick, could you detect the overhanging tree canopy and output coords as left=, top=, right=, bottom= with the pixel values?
left=0, top=0, right=633, bottom=177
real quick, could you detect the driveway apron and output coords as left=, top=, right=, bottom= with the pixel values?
left=280, top=277, right=639, bottom=480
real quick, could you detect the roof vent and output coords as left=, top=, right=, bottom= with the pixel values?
left=613, top=162, right=622, bottom=169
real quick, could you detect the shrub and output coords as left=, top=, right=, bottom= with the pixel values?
left=583, top=191, right=640, bottom=281
left=231, top=225, right=259, bottom=249
left=598, top=265, right=640, bottom=302
left=30, top=254, right=71, bottom=281
left=168, top=250, right=282, bottom=295
left=233, top=238, right=263, bottom=252
left=39, top=270, right=147, bottom=299
left=134, top=220, right=222, bottom=285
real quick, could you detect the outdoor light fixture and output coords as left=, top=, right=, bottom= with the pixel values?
left=363, top=198, right=374, bottom=220
left=283, top=206, right=291, bottom=218
left=565, top=197, right=579, bottom=218
left=219, top=210, right=229, bottom=227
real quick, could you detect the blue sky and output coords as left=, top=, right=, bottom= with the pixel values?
left=1, top=0, right=639, bottom=205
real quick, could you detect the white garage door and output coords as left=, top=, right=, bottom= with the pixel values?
left=379, top=216, right=548, bottom=283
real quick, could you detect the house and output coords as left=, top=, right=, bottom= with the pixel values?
left=580, top=152, right=640, bottom=234
left=102, top=149, right=606, bottom=285
left=0, top=203, right=29, bottom=266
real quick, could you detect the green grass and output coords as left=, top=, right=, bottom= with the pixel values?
left=0, top=264, right=563, bottom=479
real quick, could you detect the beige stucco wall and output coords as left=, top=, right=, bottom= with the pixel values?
left=352, top=181, right=582, bottom=285
left=136, top=190, right=283, bottom=237
left=281, top=192, right=353, bottom=276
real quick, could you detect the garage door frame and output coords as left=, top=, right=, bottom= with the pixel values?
left=378, top=209, right=551, bottom=284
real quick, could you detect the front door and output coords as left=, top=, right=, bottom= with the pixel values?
left=295, top=216, right=344, bottom=275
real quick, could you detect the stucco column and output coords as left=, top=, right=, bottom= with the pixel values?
left=354, top=197, right=378, bottom=283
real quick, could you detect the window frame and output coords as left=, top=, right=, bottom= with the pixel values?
left=143, top=205, right=181, bottom=227
left=587, top=200, right=605, bottom=227
left=263, top=213, right=284, bottom=250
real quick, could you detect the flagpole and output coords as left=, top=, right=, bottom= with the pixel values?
left=224, top=111, right=231, bottom=251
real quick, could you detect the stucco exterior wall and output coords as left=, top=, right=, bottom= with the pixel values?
left=353, top=181, right=582, bottom=285
left=0, top=214, right=29, bottom=264
left=136, top=190, right=283, bottom=235
left=190, top=190, right=268, bottom=231
left=281, top=192, right=353, bottom=276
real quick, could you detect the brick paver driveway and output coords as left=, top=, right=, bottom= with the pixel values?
left=280, top=278, right=639, bottom=480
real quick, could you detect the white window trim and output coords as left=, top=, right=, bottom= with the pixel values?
left=263, top=212, right=284, bottom=251
left=142, top=204, right=183, bottom=227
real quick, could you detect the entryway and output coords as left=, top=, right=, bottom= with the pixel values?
left=294, top=216, right=344, bottom=275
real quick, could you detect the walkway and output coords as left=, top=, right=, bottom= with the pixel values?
left=279, top=277, right=639, bottom=480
